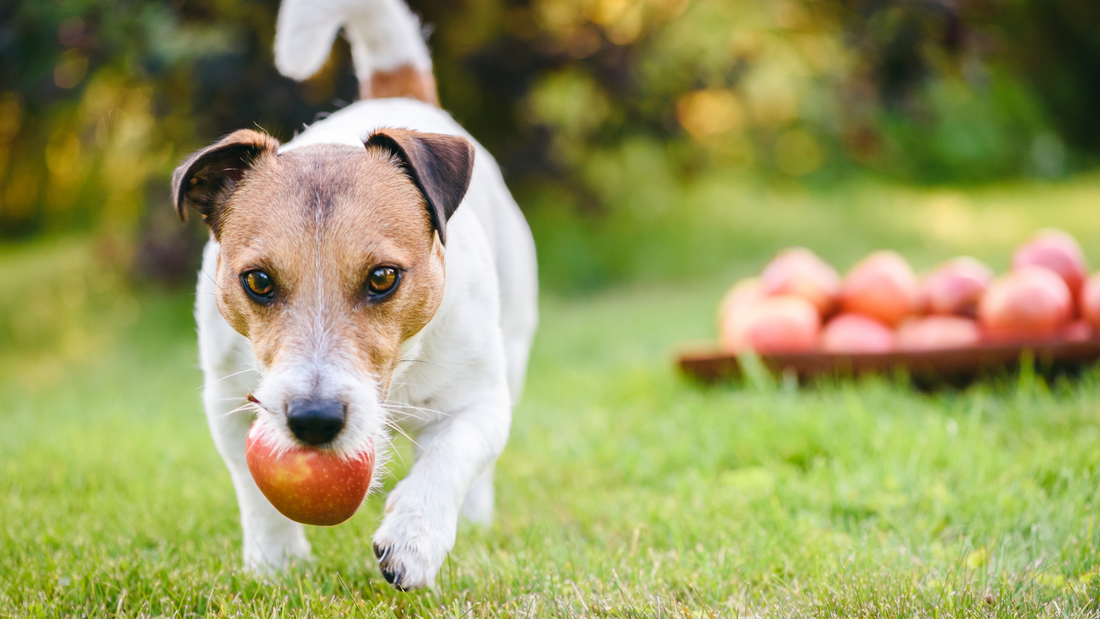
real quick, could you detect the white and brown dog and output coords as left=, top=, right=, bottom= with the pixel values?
left=172, top=0, right=537, bottom=590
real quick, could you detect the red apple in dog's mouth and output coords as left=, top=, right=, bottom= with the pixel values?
left=246, top=424, right=373, bottom=526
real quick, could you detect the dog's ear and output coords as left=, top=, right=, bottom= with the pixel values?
left=172, top=130, right=281, bottom=235
left=365, top=128, right=475, bottom=246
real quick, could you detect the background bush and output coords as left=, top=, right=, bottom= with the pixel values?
left=3, top=0, right=1098, bottom=289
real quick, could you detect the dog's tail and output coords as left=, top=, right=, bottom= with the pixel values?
left=274, top=0, right=438, bottom=105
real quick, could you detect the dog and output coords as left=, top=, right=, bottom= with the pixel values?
left=171, top=0, right=538, bottom=590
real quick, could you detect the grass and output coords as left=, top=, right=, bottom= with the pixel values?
left=4, top=177, right=1100, bottom=617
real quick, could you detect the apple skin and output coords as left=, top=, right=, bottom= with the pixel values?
left=246, top=424, right=374, bottom=527
left=840, top=250, right=919, bottom=326
left=919, top=257, right=994, bottom=317
left=897, top=316, right=981, bottom=351
left=1062, top=320, right=1094, bottom=342
left=720, top=294, right=821, bottom=354
left=1080, top=272, right=1100, bottom=330
left=760, top=248, right=841, bottom=315
left=1012, top=229, right=1087, bottom=299
left=821, top=313, right=895, bottom=353
left=978, top=266, right=1072, bottom=342
left=716, top=277, right=766, bottom=334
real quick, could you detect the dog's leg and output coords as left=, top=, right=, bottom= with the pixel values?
left=460, top=465, right=494, bottom=525
left=371, top=387, right=510, bottom=590
left=196, top=243, right=310, bottom=572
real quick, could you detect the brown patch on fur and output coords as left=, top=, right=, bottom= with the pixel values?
left=361, top=65, right=439, bottom=106
left=212, top=143, right=446, bottom=387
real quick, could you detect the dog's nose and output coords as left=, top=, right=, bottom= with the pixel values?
left=286, top=398, right=346, bottom=446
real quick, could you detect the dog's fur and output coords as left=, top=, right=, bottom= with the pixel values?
left=174, top=0, right=537, bottom=590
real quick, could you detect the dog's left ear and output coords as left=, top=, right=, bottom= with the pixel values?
left=365, top=128, right=475, bottom=246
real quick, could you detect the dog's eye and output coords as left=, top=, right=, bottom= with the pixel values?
left=243, top=270, right=275, bottom=299
left=367, top=267, right=398, bottom=295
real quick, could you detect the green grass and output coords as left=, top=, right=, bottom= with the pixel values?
left=4, top=178, right=1100, bottom=617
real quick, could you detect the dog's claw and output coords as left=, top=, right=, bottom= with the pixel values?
left=381, top=565, right=404, bottom=588
left=375, top=542, right=407, bottom=589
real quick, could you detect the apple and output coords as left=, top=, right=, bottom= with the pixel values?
left=919, top=256, right=994, bottom=317
left=821, top=313, right=895, bottom=353
left=246, top=424, right=373, bottom=526
left=897, top=316, right=981, bottom=351
left=1080, top=272, right=1100, bottom=329
left=840, top=250, right=919, bottom=326
left=719, top=295, right=820, bottom=354
left=1012, top=229, right=1087, bottom=299
left=716, top=277, right=766, bottom=333
left=978, top=266, right=1072, bottom=341
left=1062, top=320, right=1093, bottom=342
left=759, top=247, right=841, bottom=315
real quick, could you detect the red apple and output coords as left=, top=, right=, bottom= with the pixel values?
left=840, top=251, right=919, bottom=326
left=246, top=424, right=373, bottom=526
left=759, top=247, right=841, bottom=315
left=1063, top=320, right=1093, bottom=342
left=716, top=277, right=766, bottom=333
left=897, top=316, right=981, bottom=351
left=1012, top=229, right=1087, bottom=298
left=719, top=295, right=820, bottom=354
left=978, top=266, right=1073, bottom=341
left=919, top=256, right=994, bottom=317
left=1080, top=272, right=1100, bottom=329
left=821, top=313, right=895, bottom=353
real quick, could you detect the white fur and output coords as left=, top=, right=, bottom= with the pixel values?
left=274, top=0, right=432, bottom=82
left=196, top=96, right=538, bottom=588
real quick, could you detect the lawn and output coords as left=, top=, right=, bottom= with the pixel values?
left=3, top=177, right=1100, bottom=617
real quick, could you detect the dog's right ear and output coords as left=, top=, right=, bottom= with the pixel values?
left=172, top=130, right=280, bottom=235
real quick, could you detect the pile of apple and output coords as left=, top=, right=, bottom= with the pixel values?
left=719, top=229, right=1100, bottom=355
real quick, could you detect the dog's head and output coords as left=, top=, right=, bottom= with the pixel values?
left=173, top=128, right=474, bottom=458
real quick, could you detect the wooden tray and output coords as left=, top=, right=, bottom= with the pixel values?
left=678, top=338, right=1100, bottom=387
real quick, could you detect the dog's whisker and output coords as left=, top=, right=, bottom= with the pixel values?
left=384, top=422, right=422, bottom=450
left=385, top=401, right=450, bottom=418
left=217, top=403, right=259, bottom=419
left=385, top=412, right=430, bottom=424
left=384, top=411, right=431, bottom=426
left=199, top=368, right=259, bottom=389
left=200, top=267, right=223, bottom=292
left=382, top=405, right=425, bottom=418
left=373, top=431, right=407, bottom=468
left=382, top=403, right=444, bottom=424
left=396, top=358, right=458, bottom=378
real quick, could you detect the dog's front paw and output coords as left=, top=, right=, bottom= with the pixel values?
left=371, top=491, right=457, bottom=590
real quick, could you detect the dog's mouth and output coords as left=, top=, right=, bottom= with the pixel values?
left=245, top=389, right=381, bottom=461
